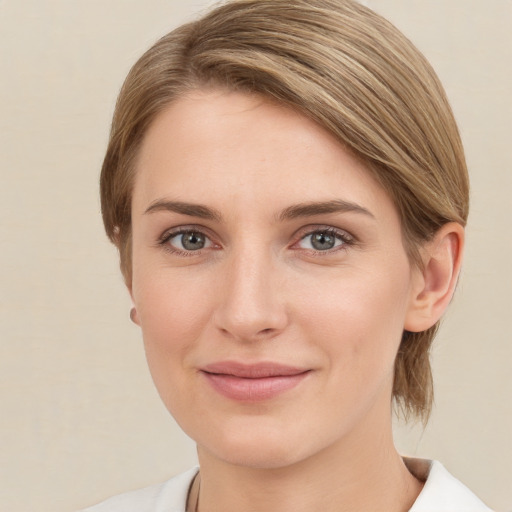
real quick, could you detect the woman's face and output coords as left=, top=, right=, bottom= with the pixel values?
left=130, top=89, right=423, bottom=469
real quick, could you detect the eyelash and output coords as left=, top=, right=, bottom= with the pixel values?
left=157, top=225, right=355, bottom=257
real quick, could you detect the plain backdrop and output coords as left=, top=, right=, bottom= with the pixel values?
left=0, top=1, right=510, bottom=511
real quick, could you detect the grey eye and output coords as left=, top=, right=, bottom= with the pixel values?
left=311, top=232, right=336, bottom=250
left=169, top=231, right=211, bottom=251
left=182, top=232, right=205, bottom=250
left=298, top=230, right=345, bottom=251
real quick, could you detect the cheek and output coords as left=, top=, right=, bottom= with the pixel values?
left=132, top=269, right=218, bottom=418
left=294, top=266, right=412, bottom=374
left=132, top=266, right=215, bottom=367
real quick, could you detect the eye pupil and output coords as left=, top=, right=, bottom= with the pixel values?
left=181, top=232, right=205, bottom=250
left=311, top=232, right=335, bottom=250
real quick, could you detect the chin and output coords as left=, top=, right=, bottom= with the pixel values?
left=206, top=440, right=303, bottom=470
left=194, top=415, right=326, bottom=470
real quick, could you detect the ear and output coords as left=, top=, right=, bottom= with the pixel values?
left=127, top=285, right=141, bottom=326
left=405, top=223, right=465, bottom=333
left=129, top=306, right=141, bottom=326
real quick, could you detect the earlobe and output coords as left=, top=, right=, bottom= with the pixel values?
left=130, top=307, right=140, bottom=325
left=127, top=279, right=140, bottom=326
left=405, top=222, right=465, bottom=333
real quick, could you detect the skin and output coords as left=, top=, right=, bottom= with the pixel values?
left=129, top=88, right=463, bottom=511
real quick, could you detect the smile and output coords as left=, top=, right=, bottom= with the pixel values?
left=200, top=362, right=311, bottom=402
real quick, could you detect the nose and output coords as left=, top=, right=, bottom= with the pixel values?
left=213, top=247, right=289, bottom=342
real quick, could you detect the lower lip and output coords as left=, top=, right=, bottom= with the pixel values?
left=202, top=372, right=309, bottom=402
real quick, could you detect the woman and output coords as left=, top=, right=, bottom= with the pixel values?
left=83, top=0, right=491, bottom=510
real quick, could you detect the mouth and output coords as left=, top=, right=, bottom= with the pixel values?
left=200, top=361, right=311, bottom=402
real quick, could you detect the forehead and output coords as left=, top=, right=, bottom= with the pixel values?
left=132, top=88, right=395, bottom=223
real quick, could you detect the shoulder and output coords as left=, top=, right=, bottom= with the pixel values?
left=406, top=458, right=493, bottom=512
left=78, top=467, right=199, bottom=512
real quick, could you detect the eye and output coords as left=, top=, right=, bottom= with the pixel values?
left=296, top=228, right=351, bottom=251
left=163, top=230, right=213, bottom=252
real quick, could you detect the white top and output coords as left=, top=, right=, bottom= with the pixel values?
left=404, top=458, right=491, bottom=511
left=79, top=458, right=492, bottom=512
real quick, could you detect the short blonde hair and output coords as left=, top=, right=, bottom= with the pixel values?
left=101, top=0, right=469, bottom=421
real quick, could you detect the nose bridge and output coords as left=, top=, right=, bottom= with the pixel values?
left=214, top=241, right=287, bottom=340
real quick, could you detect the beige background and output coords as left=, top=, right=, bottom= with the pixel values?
left=0, top=1, right=510, bottom=511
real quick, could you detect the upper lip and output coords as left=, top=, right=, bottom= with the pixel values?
left=201, top=361, right=310, bottom=379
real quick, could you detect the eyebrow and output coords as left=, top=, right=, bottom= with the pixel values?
left=277, top=199, right=375, bottom=221
left=143, top=198, right=374, bottom=222
left=144, top=200, right=223, bottom=221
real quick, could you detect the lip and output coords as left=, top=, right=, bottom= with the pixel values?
left=200, top=361, right=311, bottom=402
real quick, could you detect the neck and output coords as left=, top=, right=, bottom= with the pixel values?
left=193, top=405, right=423, bottom=512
